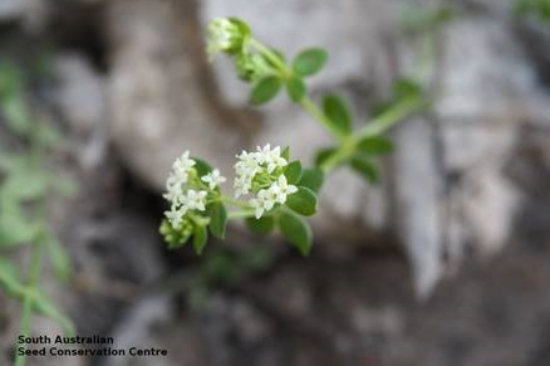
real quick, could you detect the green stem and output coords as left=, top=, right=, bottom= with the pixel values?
left=249, top=37, right=427, bottom=174
left=319, top=144, right=353, bottom=174
left=299, top=97, right=346, bottom=140
left=228, top=210, right=255, bottom=219
left=249, top=39, right=288, bottom=75
left=14, top=236, right=44, bottom=366
left=320, top=96, right=427, bottom=174
left=355, top=96, right=428, bottom=140
left=250, top=38, right=347, bottom=141
left=221, top=196, right=252, bottom=209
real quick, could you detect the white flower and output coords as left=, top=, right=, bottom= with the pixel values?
left=207, top=18, right=242, bottom=57
left=259, top=188, right=278, bottom=211
left=234, top=150, right=260, bottom=197
left=255, top=144, right=271, bottom=164
left=163, top=172, right=184, bottom=203
left=235, top=150, right=259, bottom=175
left=234, top=175, right=252, bottom=198
left=172, top=151, right=196, bottom=182
left=256, top=144, right=288, bottom=173
left=233, top=144, right=289, bottom=199
left=201, top=169, right=226, bottom=190
left=273, top=175, right=298, bottom=204
left=183, top=190, right=207, bottom=211
left=249, top=190, right=269, bottom=219
left=249, top=187, right=280, bottom=219
left=165, top=205, right=187, bottom=228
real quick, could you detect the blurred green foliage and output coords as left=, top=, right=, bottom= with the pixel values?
left=188, top=244, right=275, bottom=309
left=517, top=0, right=550, bottom=22
left=0, top=61, right=76, bottom=346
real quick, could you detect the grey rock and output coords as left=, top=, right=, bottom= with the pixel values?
left=0, top=0, right=49, bottom=30
left=107, top=0, right=251, bottom=190
left=106, top=0, right=550, bottom=295
left=52, top=54, right=108, bottom=170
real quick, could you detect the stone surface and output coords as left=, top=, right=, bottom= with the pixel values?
left=107, top=0, right=253, bottom=191
left=3, top=1, right=550, bottom=364
left=103, top=0, right=550, bottom=294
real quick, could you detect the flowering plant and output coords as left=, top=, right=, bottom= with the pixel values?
left=160, top=17, right=428, bottom=255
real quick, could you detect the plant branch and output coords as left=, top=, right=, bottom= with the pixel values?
left=228, top=210, right=256, bottom=219
left=320, top=96, right=428, bottom=174
left=299, top=97, right=347, bottom=140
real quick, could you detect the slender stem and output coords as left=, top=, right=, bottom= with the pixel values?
left=320, top=96, right=427, bottom=174
left=250, top=37, right=346, bottom=141
left=221, top=196, right=252, bottom=209
left=249, top=39, right=288, bottom=75
left=14, top=235, right=44, bottom=366
left=319, top=144, right=353, bottom=174
left=228, top=210, right=255, bottom=219
left=249, top=37, right=427, bottom=175
left=299, top=97, right=346, bottom=140
left=355, top=96, right=427, bottom=140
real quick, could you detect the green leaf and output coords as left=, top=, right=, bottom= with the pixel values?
left=246, top=216, right=275, bottom=235
left=228, top=17, right=252, bottom=38
left=193, top=224, right=208, bottom=255
left=402, top=6, right=456, bottom=33
left=314, top=147, right=338, bottom=167
left=394, top=77, right=423, bottom=100
left=208, top=202, right=228, bottom=239
left=286, top=77, right=306, bottom=102
left=193, top=158, right=213, bottom=178
left=0, top=202, right=41, bottom=248
left=36, top=122, right=63, bottom=149
left=284, top=160, right=302, bottom=184
left=264, top=48, right=287, bottom=69
left=350, top=155, right=381, bottom=184
left=281, top=146, right=291, bottom=161
left=3, top=96, right=30, bottom=136
left=2, top=164, right=50, bottom=202
left=356, top=136, right=395, bottom=155
left=34, top=290, right=75, bottom=336
left=240, top=245, right=275, bottom=272
left=278, top=211, right=312, bottom=256
left=0, top=258, right=26, bottom=297
left=0, top=151, right=21, bottom=172
left=50, top=176, right=78, bottom=197
left=0, top=61, right=23, bottom=96
left=293, top=48, right=328, bottom=77
left=250, top=76, right=282, bottom=105
left=285, top=186, right=317, bottom=216
left=299, top=168, right=324, bottom=194
left=45, top=234, right=72, bottom=283
left=322, top=95, right=352, bottom=135
left=516, top=0, right=550, bottom=21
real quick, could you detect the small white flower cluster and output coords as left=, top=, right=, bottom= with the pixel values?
left=202, top=169, right=227, bottom=190
left=250, top=175, right=298, bottom=219
left=163, top=151, right=226, bottom=228
left=207, top=18, right=241, bottom=57
left=234, top=144, right=297, bottom=219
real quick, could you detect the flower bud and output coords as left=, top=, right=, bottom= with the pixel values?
left=207, top=18, right=251, bottom=57
left=235, top=53, right=271, bottom=82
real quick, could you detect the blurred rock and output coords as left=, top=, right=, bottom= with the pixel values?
left=106, top=0, right=253, bottom=191
left=394, top=118, right=443, bottom=298
left=105, top=296, right=175, bottom=366
left=52, top=54, right=108, bottom=170
left=0, top=0, right=49, bottom=30
left=104, top=0, right=550, bottom=295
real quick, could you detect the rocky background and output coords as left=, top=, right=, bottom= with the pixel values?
left=1, top=0, right=550, bottom=365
